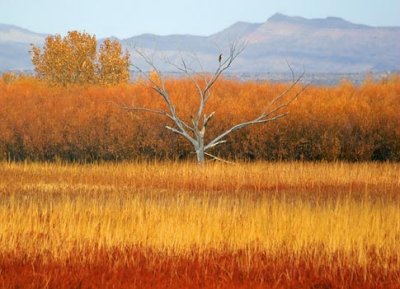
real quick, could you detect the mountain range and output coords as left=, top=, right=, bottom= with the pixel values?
left=1, top=13, right=399, bottom=75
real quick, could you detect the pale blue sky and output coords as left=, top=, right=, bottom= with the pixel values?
left=1, top=0, right=399, bottom=38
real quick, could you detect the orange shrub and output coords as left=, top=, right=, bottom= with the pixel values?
left=0, top=74, right=399, bottom=162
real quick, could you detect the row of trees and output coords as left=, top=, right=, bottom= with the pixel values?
left=31, top=31, right=130, bottom=86
left=0, top=75, right=398, bottom=162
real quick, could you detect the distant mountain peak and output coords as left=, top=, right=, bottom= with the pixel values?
left=268, top=13, right=292, bottom=21
left=266, top=13, right=368, bottom=29
left=0, top=23, right=46, bottom=44
left=210, top=21, right=260, bottom=42
left=267, top=13, right=305, bottom=23
left=316, top=16, right=366, bottom=28
left=326, top=16, right=345, bottom=21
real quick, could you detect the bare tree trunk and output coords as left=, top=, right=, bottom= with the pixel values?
left=195, top=146, right=205, bottom=164
left=195, top=134, right=206, bottom=165
left=121, top=43, right=306, bottom=164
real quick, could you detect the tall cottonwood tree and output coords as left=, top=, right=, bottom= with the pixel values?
left=31, top=31, right=130, bottom=86
left=124, top=44, right=305, bottom=164
left=98, top=39, right=130, bottom=85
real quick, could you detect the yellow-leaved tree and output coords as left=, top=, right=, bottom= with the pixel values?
left=31, top=31, right=130, bottom=86
left=98, top=39, right=130, bottom=85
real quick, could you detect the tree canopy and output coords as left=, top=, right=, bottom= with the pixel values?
left=31, top=31, right=130, bottom=86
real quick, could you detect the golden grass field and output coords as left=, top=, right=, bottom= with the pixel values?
left=0, top=161, right=399, bottom=288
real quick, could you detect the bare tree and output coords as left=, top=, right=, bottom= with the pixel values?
left=121, top=43, right=305, bottom=164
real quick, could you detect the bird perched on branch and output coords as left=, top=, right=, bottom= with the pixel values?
left=218, top=54, right=222, bottom=63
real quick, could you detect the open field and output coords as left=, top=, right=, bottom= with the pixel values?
left=0, top=161, right=399, bottom=288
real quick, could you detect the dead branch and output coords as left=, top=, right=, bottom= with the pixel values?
left=125, top=42, right=305, bottom=164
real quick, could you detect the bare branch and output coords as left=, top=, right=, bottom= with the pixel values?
left=165, top=57, right=204, bottom=104
left=163, top=43, right=245, bottom=130
left=189, top=50, right=207, bottom=76
left=267, top=70, right=305, bottom=109
left=124, top=42, right=304, bottom=164
left=179, top=119, right=196, bottom=133
left=166, top=121, right=197, bottom=143
left=204, top=72, right=306, bottom=152
left=204, top=152, right=234, bottom=164
left=194, top=41, right=245, bottom=124
left=109, top=100, right=170, bottom=116
left=165, top=126, right=186, bottom=137
left=261, top=83, right=308, bottom=120
left=203, top=41, right=245, bottom=103
left=204, top=72, right=306, bottom=153
left=122, top=106, right=167, bottom=116
left=203, top=111, right=215, bottom=128
left=131, top=48, right=172, bottom=104
left=285, top=58, right=296, bottom=83
left=205, top=113, right=288, bottom=151
left=204, top=140, right=227, bottom=150
left=130, top=48, right=199, bottom=143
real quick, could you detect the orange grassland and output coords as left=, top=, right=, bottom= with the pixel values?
left=0, top=161, right=399, bottom=289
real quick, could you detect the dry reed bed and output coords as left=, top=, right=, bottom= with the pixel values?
left=0, top=161, right=399, bottom=288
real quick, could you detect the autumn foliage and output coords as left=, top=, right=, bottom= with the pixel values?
left=0, top=74, right=399, bottom=162
left=31, top=31, right=130, bottom=86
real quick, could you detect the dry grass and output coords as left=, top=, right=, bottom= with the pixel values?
left=0, top=161, right=399, bottom=288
